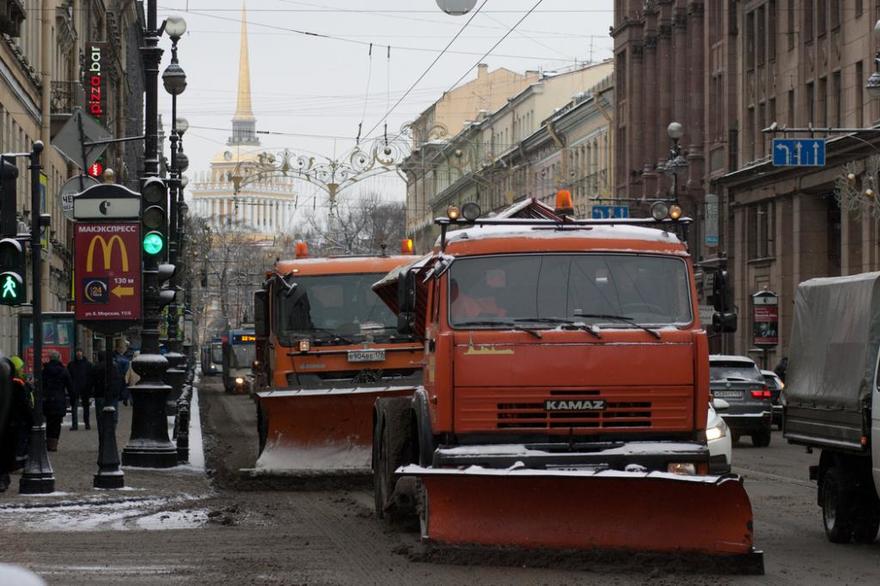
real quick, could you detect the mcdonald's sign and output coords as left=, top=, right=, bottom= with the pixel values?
left=74, top=222, right=141, bottom=323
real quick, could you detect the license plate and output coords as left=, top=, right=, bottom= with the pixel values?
left=347, top=349, right=385, bottom=363
left=713, top=390, right=742, bottom=399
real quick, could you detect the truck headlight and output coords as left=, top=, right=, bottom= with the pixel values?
left=235, top=377, right=245, bottom=385
left=667, top=463, right=697, bottom=475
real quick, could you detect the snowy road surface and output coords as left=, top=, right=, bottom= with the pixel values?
left=1, top=377, right=879, bottom=585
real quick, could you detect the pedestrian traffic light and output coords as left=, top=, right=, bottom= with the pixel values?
left=0, top=238, right=26, bottom=306
left=141, top=177, right=168, bottom=258
left=0, top=157, right=19, bottom=238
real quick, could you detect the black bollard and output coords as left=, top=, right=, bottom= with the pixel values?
left=94, top=335, right=124, bottom=489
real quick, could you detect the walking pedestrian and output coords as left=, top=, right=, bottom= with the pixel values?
left=0, top=355, right=33, bottom=491
left=114, top=340, right=131, bottom=406
left=774, top=356, right=789, bottom=384
left=1, top=355, right=13, bottom=492
left=89, top=351, right=123, bottom=429
left=8, top=356, right=33, bottom=469
left=66, top=349, right=92, bottom=430
left=42, top=351, right=72, bottom=452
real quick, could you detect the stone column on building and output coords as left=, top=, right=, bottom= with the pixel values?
left=658, top=1, right=674, bottom=165
left=642, top=5, right=660, bottom=198
left=686, top=1, right=706, bottom=238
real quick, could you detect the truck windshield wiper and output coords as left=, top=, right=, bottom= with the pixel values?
left=308, top=328, right=355, bottom=345
left=456, top=320, right=543, bottom=339
left=513, top=317, right=602, bottom=339
left=573, top=313, right=661, bottom=339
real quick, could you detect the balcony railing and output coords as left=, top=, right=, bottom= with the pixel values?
left=51, top=81, right=83, bottom=115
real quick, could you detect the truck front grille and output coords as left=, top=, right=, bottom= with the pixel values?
left=454, top=386, right=693, bottom=434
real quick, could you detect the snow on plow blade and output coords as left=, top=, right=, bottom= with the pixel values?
left=403, top=465, right=763, bottom=573
left=254, top=386, right=415, bottom=474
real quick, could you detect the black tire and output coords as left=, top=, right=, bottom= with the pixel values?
left=853, top=501, right=880, bottom=544
left=751, top=429, right=772, bottom=448
left=256, top=403, right=267, bottom=456
left=822, top=467, right=855, bottom=543
left=372, top=399, right=413, bottom=521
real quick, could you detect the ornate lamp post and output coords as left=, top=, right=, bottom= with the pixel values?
left=663, top=121, right=689, bottom=204
left=122, top=12, right=184, bottom=468
left=161, top=16, right=188, bottom=414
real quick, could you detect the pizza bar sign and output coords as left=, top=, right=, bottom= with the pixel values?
left=88, top=45, right=103, bottom=119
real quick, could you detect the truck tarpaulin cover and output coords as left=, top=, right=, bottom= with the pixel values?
left=787, top=272, right=880, bottom=411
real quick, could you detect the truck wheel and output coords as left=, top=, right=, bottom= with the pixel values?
left=751, top=429, right=772, bottom=448
left=852, top=501, right=880, bottom=544
left=822, top=467, right=855, bottom=543
left=256, top=403, right=267, bottom=456
left=373, top=399, right=413, bottom=521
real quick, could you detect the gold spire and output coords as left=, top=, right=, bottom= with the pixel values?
left=234, top=2, right=255, bottom=122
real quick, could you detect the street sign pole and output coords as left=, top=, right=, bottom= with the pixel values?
left=20, top=141, right=55, bottom=495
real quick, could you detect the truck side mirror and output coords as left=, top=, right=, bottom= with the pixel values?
left=397, top=312, right=415, bottom=336
left=712, top=311, right=737, bottom=333
left=253, top=290, right=268, bottom=337
left=398, top=269, right=417, bottom=314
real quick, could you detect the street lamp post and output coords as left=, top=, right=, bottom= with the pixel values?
left=162, top=17, right=188, bottom=415
left=122, top=8, right=180, bottom=468
left=663, top=121, right=689, bottom=204
left=19, top=141, right=55, bottom=494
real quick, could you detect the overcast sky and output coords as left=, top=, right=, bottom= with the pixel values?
left=156, top=0, right=615, bottom=210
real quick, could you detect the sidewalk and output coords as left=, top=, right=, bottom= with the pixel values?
left=0, top=388, right=210, bottom=512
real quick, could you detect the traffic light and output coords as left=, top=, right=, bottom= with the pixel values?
left=0, top=238, right=26, bottom=306
left=141, top=177, right=168, bottom=258
left=0, top=156, right=19, bottom=238
left=157, top=263, right=177, bottom=308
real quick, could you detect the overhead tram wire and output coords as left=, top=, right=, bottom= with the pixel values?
left=158, top=3, right=577, bottom=62
left=362, top=0, right=490, bottom=141
left=442, top=0, right=548, bottom=99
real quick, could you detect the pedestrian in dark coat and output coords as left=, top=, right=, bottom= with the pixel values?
left=42, top=351, right=72, bottom=451
left=89, top=351, right=123, bottom=429
left=67, top=349, right=92, bottom=430
left=774, top=356, right=789, bottom=384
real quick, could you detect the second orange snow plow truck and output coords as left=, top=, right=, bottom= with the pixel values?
left=252, top=244, right=423, bottom=474
left=371, top=201, right=762, bottom=570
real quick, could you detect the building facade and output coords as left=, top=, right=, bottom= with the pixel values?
left=0, top=0, right=144, bottom=355
left=403, top=61, right=613, bottom=250
left=719, top=1, right=880, bottom=365
left=189, top=5, right=298, bottom=238
left=613, top=0, right=880, bottom=364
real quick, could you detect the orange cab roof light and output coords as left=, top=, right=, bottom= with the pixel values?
left=401, top=238, right=414, bottom=255
left=555, top=189, right=574, bottom=216
left=295, top=241, right=309, bottom=259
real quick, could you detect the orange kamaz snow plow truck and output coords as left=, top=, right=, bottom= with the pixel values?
left=370, top=198, right=763, bottom=572
left=250, top=243, right=424, bottom=476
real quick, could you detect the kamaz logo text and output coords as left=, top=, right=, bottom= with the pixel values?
left=544, top=399, right=607, bottom=411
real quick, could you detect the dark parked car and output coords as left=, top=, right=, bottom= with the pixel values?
left=709, top=355, right=773, bottom=447
left=761, top=369, right=784, bottom=430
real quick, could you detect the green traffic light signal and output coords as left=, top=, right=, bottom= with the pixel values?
left=143, top=231, right=165, bottom=256
left=0, top=271, right=25, bottom=306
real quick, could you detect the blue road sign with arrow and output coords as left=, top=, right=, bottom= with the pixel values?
left=772, top=138, right=826, bottom=167
left=591, top=205, right=629, bottom=219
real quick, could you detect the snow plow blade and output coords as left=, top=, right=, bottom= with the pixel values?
left=404, top=466, right=763, bottom=574
left=253, top=386, right=415, bottom=475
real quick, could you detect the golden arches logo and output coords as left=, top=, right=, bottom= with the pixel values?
left=86, top=235, right=128, bottom=272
